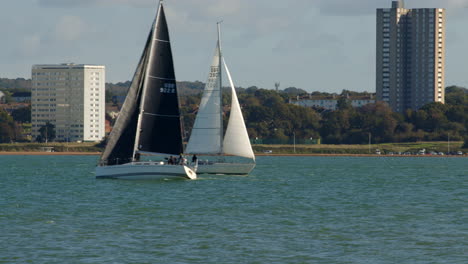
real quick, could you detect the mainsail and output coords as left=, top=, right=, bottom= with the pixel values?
left=134, top=3, right=183, bottom=156
left=185, top=42, right=223, bottom=154
left=99, top=2, right=182, bottom=165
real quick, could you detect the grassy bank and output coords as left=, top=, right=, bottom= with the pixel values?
left=0, top=141, right=465, bottom=155
left=253, top=141, right=466, bottom=155
left=0, top=142, right=101, bottom=152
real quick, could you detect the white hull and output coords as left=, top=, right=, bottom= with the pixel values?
left=95, top=162, right=196, bottom=180
left=196, top=162, right=255, bottom=175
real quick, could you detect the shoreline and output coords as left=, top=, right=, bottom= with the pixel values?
left=0, top=151, right=465, bottom=158
left=0, top=152, right=101, bottom=156
left=257, top=154, right=466, bottom=157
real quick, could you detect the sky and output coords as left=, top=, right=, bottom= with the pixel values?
left=1, top=0, right=468, bottom=93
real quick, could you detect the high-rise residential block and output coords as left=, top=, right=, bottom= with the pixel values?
left=31, top=63, right=106, bottom=142
left=376, top=0, right=445, bottom=112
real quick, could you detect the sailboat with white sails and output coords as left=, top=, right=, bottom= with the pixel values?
left=185, top=23, right=256, bottom=175
left=95, top=1, right=197, bottom=180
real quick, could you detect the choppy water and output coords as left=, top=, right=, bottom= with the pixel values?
left=1, top=155, right=467, bottom=264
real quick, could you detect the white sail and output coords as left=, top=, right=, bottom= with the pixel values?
left=186, top=43, right=223, bottom=154
left=222, top=59, right=255, bottom=160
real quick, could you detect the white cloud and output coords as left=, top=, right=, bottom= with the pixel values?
left=55, top=16, right=87, bottom=42
left=413, top=0, right=468, bottom=8
left=20, top=34, right=41, bottom=56
left=315, top=0, right=468, bottom=16
left=38, top=0, right=96, bottom=7
left=13, top=0, right=468, bottom=91
left=316, top=0, right=387, bottom=16
left=38, top=0, right=153, bottom=7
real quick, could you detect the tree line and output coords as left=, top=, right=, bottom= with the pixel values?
left=181, top=85, right=467, bottom=146
left=0, top=77, right=467, bottom=147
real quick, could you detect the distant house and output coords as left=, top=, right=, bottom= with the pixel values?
left=290, top=94, right=375, bottom=111
left=0, top=91, right=5, bottom=104
left=12, top=92, right=31, bottom=103
left=0, top=103, right=30, bottom=114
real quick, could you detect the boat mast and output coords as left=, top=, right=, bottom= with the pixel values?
left=132, top=1, right=161, bottom=160
left=217, top=21, right=224, bottom=155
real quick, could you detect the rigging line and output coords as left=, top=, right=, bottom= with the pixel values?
left=154, top=38, right=170, bottom=43
left=143, top=112, right=180, bottom=118
left=148, top=75, right=175, bottom=81
left=136, top=151, right=177, bottom=156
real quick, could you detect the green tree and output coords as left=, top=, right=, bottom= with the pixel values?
left=11, top=106, right=31, bottom=123
left=0, top=123, right=14, bottom=143
left=445, top=86, right=467, bottom=105
left=463, top=136, right=468, bottom=149
left=0, top=109, right=15, bottom=143
left=337, top=96, right=352, bottom=110
left=352, top=102, right=397, bottom=143
left=320, top=111, right=347, bottom=144
left=37, top=122, right=56, bottom=143
left=105, top=90, right=116, bottom=104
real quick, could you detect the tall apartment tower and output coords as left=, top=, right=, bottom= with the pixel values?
left=376, top=0, right=445, bottom=112
left=31, top=64, right=106, bottom=142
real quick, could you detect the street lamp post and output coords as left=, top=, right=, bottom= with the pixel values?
left=293, top=132, right=296, bottom=154
left=368, top=132, right=371, bottom=154
left=448, top=132, right=450, bottom=154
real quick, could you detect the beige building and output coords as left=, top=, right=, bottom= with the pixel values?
left=31, top=64, right=105, bottom=142
left=376, top=0, right=445, bottom=112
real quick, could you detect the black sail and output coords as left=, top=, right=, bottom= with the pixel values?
left=98, top=28, right=152, bottom=165
left=136, top=4, right=183, bottom=156
left=99, top=2, right=182, bottom=165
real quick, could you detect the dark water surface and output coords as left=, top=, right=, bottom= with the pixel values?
left=1, top=155, right=467, bottom=263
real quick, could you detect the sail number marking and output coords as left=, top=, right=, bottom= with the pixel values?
left=160, top=83, right=176, bottom=94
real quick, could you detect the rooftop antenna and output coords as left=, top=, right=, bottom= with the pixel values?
left=275, top=82, right=280, bottom=92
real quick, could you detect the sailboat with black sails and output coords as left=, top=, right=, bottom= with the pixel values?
left=95, top=1, right=197, bottom=180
